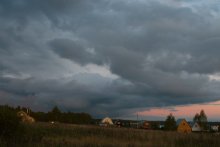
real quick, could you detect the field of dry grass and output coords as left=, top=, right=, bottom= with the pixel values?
left=1, top=122, right=220, bottom=147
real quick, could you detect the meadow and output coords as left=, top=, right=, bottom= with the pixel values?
left=1, top=122, right=220, bottom=147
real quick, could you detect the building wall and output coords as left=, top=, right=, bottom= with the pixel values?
left=177, top=120, right=191, bottom=133
left=192, top=123, right=202, bottom=132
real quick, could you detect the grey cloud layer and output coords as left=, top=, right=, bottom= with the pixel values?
left=0, top=0, right=220, bottom=118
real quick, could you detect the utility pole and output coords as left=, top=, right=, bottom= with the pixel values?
left=137, top=113, right=139, bottom=128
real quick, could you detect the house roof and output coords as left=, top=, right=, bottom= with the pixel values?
left=176, top=119, right=185, bottom=126
left=188, top=122, right=194, bottom=127
left=101, top=117, right=113, bottom=125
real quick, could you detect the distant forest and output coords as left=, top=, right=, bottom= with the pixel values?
left=0, top=105, right=93, bottom=124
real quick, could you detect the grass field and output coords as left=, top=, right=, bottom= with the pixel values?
left=1, top=122, right=220, bottom=147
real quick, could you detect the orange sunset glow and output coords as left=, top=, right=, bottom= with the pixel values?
left=138, top=101, right=220, bottom=121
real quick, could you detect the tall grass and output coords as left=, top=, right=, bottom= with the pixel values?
left=1, top=122, right=220, bottom=147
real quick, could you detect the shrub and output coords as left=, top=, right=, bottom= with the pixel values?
left=0, top=106, right=21, bottom=138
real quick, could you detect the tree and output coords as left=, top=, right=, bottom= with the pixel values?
left=51, top=106, right=61, bottom=114
left=193, top=110, right=208, bottom=130
left=199, top=109, right=208, bottom=130
left=48, top=106, right=61, bottom=121
left=193, top=113, right=200, bottom=123
left=164, top=113, right=176, bottom=131
left=200, top=110, right=207, bottom=123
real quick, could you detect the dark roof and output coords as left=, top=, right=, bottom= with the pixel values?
left=176, top=119, right=185, bottom=126
left=188, top=122, right=194, bottom=127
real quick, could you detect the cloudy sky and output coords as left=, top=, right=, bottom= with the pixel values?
left=1, top=0, right=220, bottom=120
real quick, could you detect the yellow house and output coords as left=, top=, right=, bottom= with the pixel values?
left=17, top=111, right=35, bottom=123
left=177, top=119, right=191, bottom=133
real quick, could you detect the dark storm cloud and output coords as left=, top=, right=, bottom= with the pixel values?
left=1, top=0, right=220, bottom=118
left=49, top=38, right=103, bottom=65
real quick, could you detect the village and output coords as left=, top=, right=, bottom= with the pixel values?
left=98, top=117, right=220, bottom=133
left=2, top=105, right=220, bottom=146
left=15, top=105, right=220, bottom=134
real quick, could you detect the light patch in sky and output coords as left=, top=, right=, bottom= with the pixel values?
left=86, top=48, right=96, bottom=55
left=2, top=73, right=31, bottom=80
left=42, top=59, right=118, bottom=81
left=84, top=64, right=119, bottom=79
left=181, top=0, right=220, bottom=12
left=209, top=73, right=220, bottom=81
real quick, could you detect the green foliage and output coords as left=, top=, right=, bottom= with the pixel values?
left=0, top=105, right=21, bottom=138
left=193, top=113, right=200, bottom=123
left=164, top=113, right=176, bottom=131
left=51, top=106, right=61, bottom=114
left=193, top=110, right=208, bottom=130
left=31, top=106, right=93, bottom=124
left=47, top=106, right=62, bottom=121
left=0, top=104, right=92, bottom=127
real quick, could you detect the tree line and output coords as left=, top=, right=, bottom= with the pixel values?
left=31, top=106, right=92, bottom=124
left=1, top=105, right=93, bottom=124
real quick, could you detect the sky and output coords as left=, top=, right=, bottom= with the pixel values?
left=1, top=0, right=220, bottom=121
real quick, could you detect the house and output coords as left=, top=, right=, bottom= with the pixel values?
left=177, top=119, right=191, bottom=133
left=139, top=121, right=151, bottom=129
left=17, top=111, right=35, bottom=123
left=115, top=120, right=122, bottom=127
left=159, top=124, right=164, bottom=129
left=129, top=121, right=139, bottom=128
left=211, top=125, right=219, bottom=132
left=192, top=122, right=202, bottom=132
left=100, top=117, right=114, bottom=127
